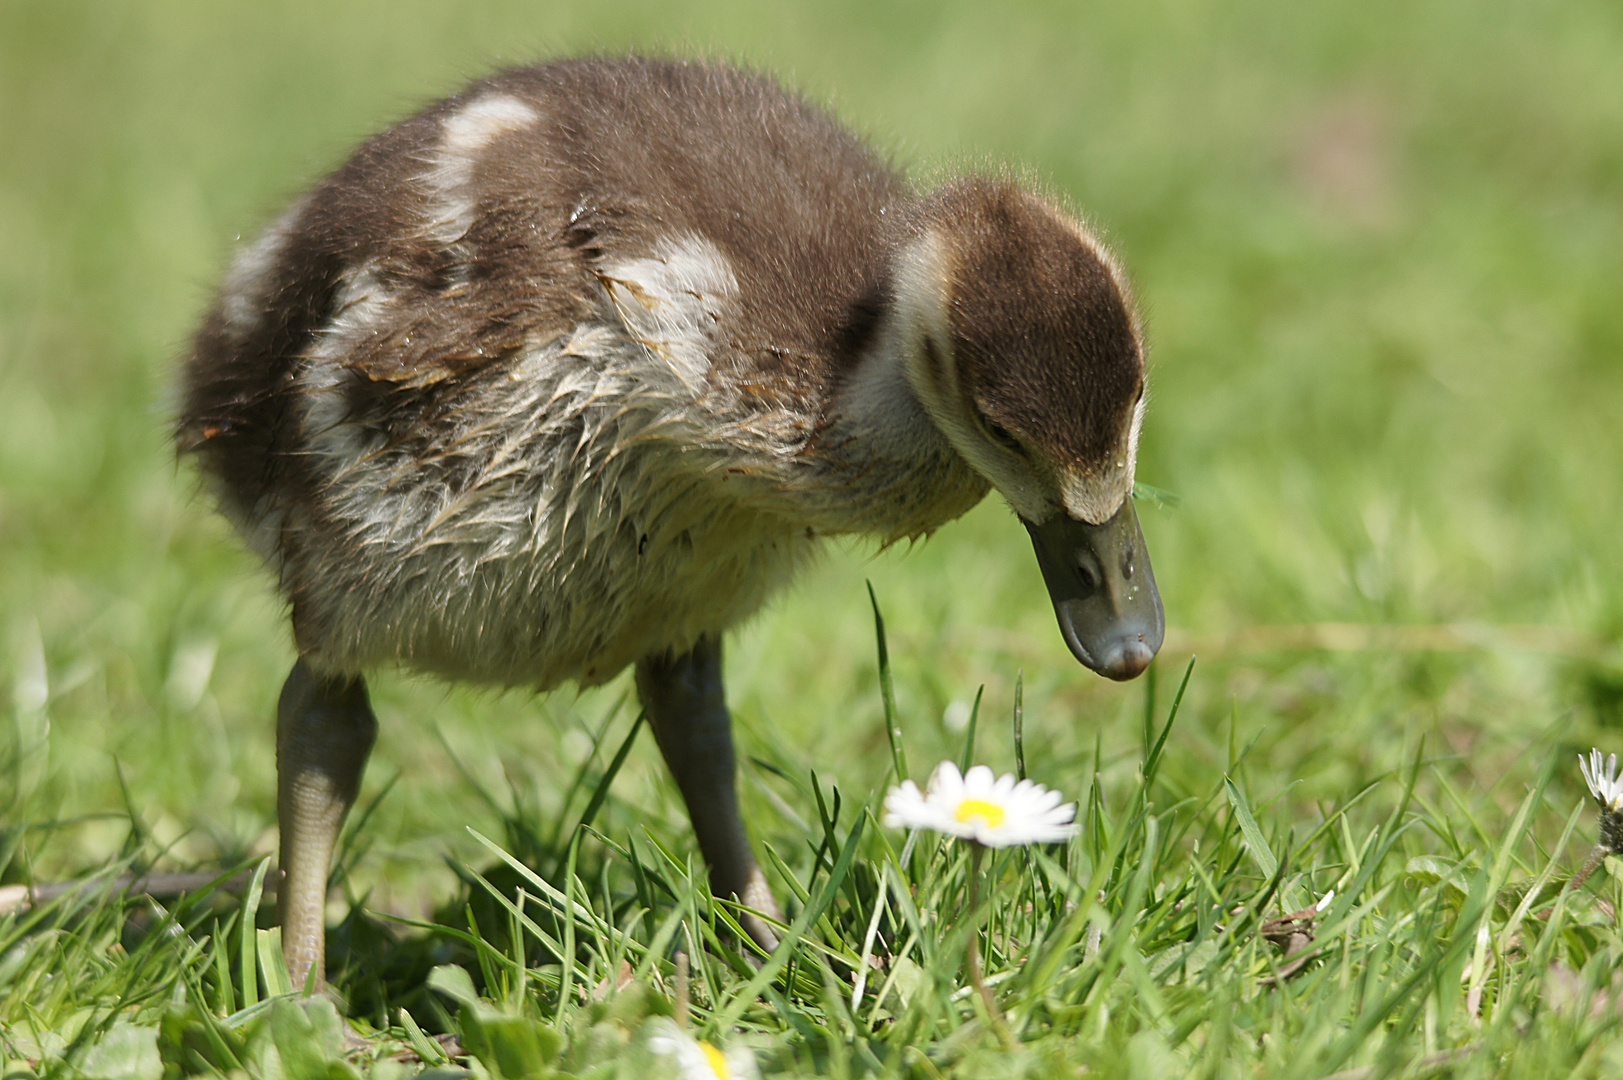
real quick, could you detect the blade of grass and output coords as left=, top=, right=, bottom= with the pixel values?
left=399, top=1006, right=448, bottom=1065
left=1143, top=657, right=1195, bottom=790
left=256, top=927, right=291, bottom=997
left=957, top=685, right=984, bottom=774
left=867, top=582, right=908, bottom=783
left=1224, top=776, right=1279, bottom=880
left=238, top=856, right=269, bottom=1008
left=558, top=830, right=581, bottom=1022
left=1012, top=671, right=1025, bottom=781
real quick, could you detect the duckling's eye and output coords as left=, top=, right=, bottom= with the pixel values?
left=984, top=418, right=1025, bottom=456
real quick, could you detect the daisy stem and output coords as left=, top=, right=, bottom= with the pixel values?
left=966, top=843, right=1017, bottom=1050
left=1568, top=843, right=1609, bottom=893
left=1569, top=806, right=1623, bottom=893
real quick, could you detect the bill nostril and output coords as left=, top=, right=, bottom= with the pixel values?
left=1076, top=562, right=1099, bottom=593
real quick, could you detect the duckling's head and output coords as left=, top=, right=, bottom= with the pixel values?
left=897, top=178, right=1164, bottom=680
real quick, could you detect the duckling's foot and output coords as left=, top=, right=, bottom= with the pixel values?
left=636, top=635, right=782, bottom=954
left=735, top=865, right=783, bottom=954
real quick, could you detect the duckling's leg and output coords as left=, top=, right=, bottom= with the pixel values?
left=275, top=659, right=377, bottom=992
left=636, top=635, right=782, bottom=952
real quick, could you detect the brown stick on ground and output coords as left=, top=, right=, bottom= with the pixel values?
left=0, top=870, right=262, bottom=916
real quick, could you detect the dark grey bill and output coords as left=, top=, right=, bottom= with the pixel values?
left=1024, top=498, right=1164, bottom=681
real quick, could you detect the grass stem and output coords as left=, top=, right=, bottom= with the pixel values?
left=965, top=843, right=1016, bottom=1051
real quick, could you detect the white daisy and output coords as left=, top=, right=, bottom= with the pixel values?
left=1579, top=749, right=1623, bottom=811
left=882, top=761, right=1078, bottom=847
left=646, top=1019, right=759, bottom=1080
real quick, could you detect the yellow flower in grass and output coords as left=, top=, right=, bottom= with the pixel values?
left=883, top=761, right=1078, bottom=847
left=647, top=1019, right=759, bottom=1080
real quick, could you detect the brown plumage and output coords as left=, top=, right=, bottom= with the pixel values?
left=178, top=55, right=1163, bottom=990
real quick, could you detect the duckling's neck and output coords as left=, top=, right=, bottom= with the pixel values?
left=807, top=297, right=991, bottom=542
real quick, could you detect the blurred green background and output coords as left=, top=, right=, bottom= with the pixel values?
left=2, top=0, right=1620, bottom=913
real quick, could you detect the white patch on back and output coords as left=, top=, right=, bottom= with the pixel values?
left=423, top=93, right=539, bottom=248
left=599, top=234, right=738, bottom=392
left=298, top=263, right=394, bottom=476
left=220, top=196, right=308, bottom=340
left=232, top=259, right=395, bottom=567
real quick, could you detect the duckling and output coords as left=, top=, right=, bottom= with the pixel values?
left=178, top=56, right=1164, bottom=990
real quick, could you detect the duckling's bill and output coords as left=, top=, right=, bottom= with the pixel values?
left=1024, top=498, right=1164, bottom=681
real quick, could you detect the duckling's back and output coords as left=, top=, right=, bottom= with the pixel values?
left=178, top=57, right=923, bottom=687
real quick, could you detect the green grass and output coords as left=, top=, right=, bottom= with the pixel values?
left=4, top=0, right=1623, bottom=1075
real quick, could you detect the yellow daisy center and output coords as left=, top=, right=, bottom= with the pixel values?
left=955, top=798, right=1006, bottom=828
left=700, top=1041, right=731, bottom=1079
